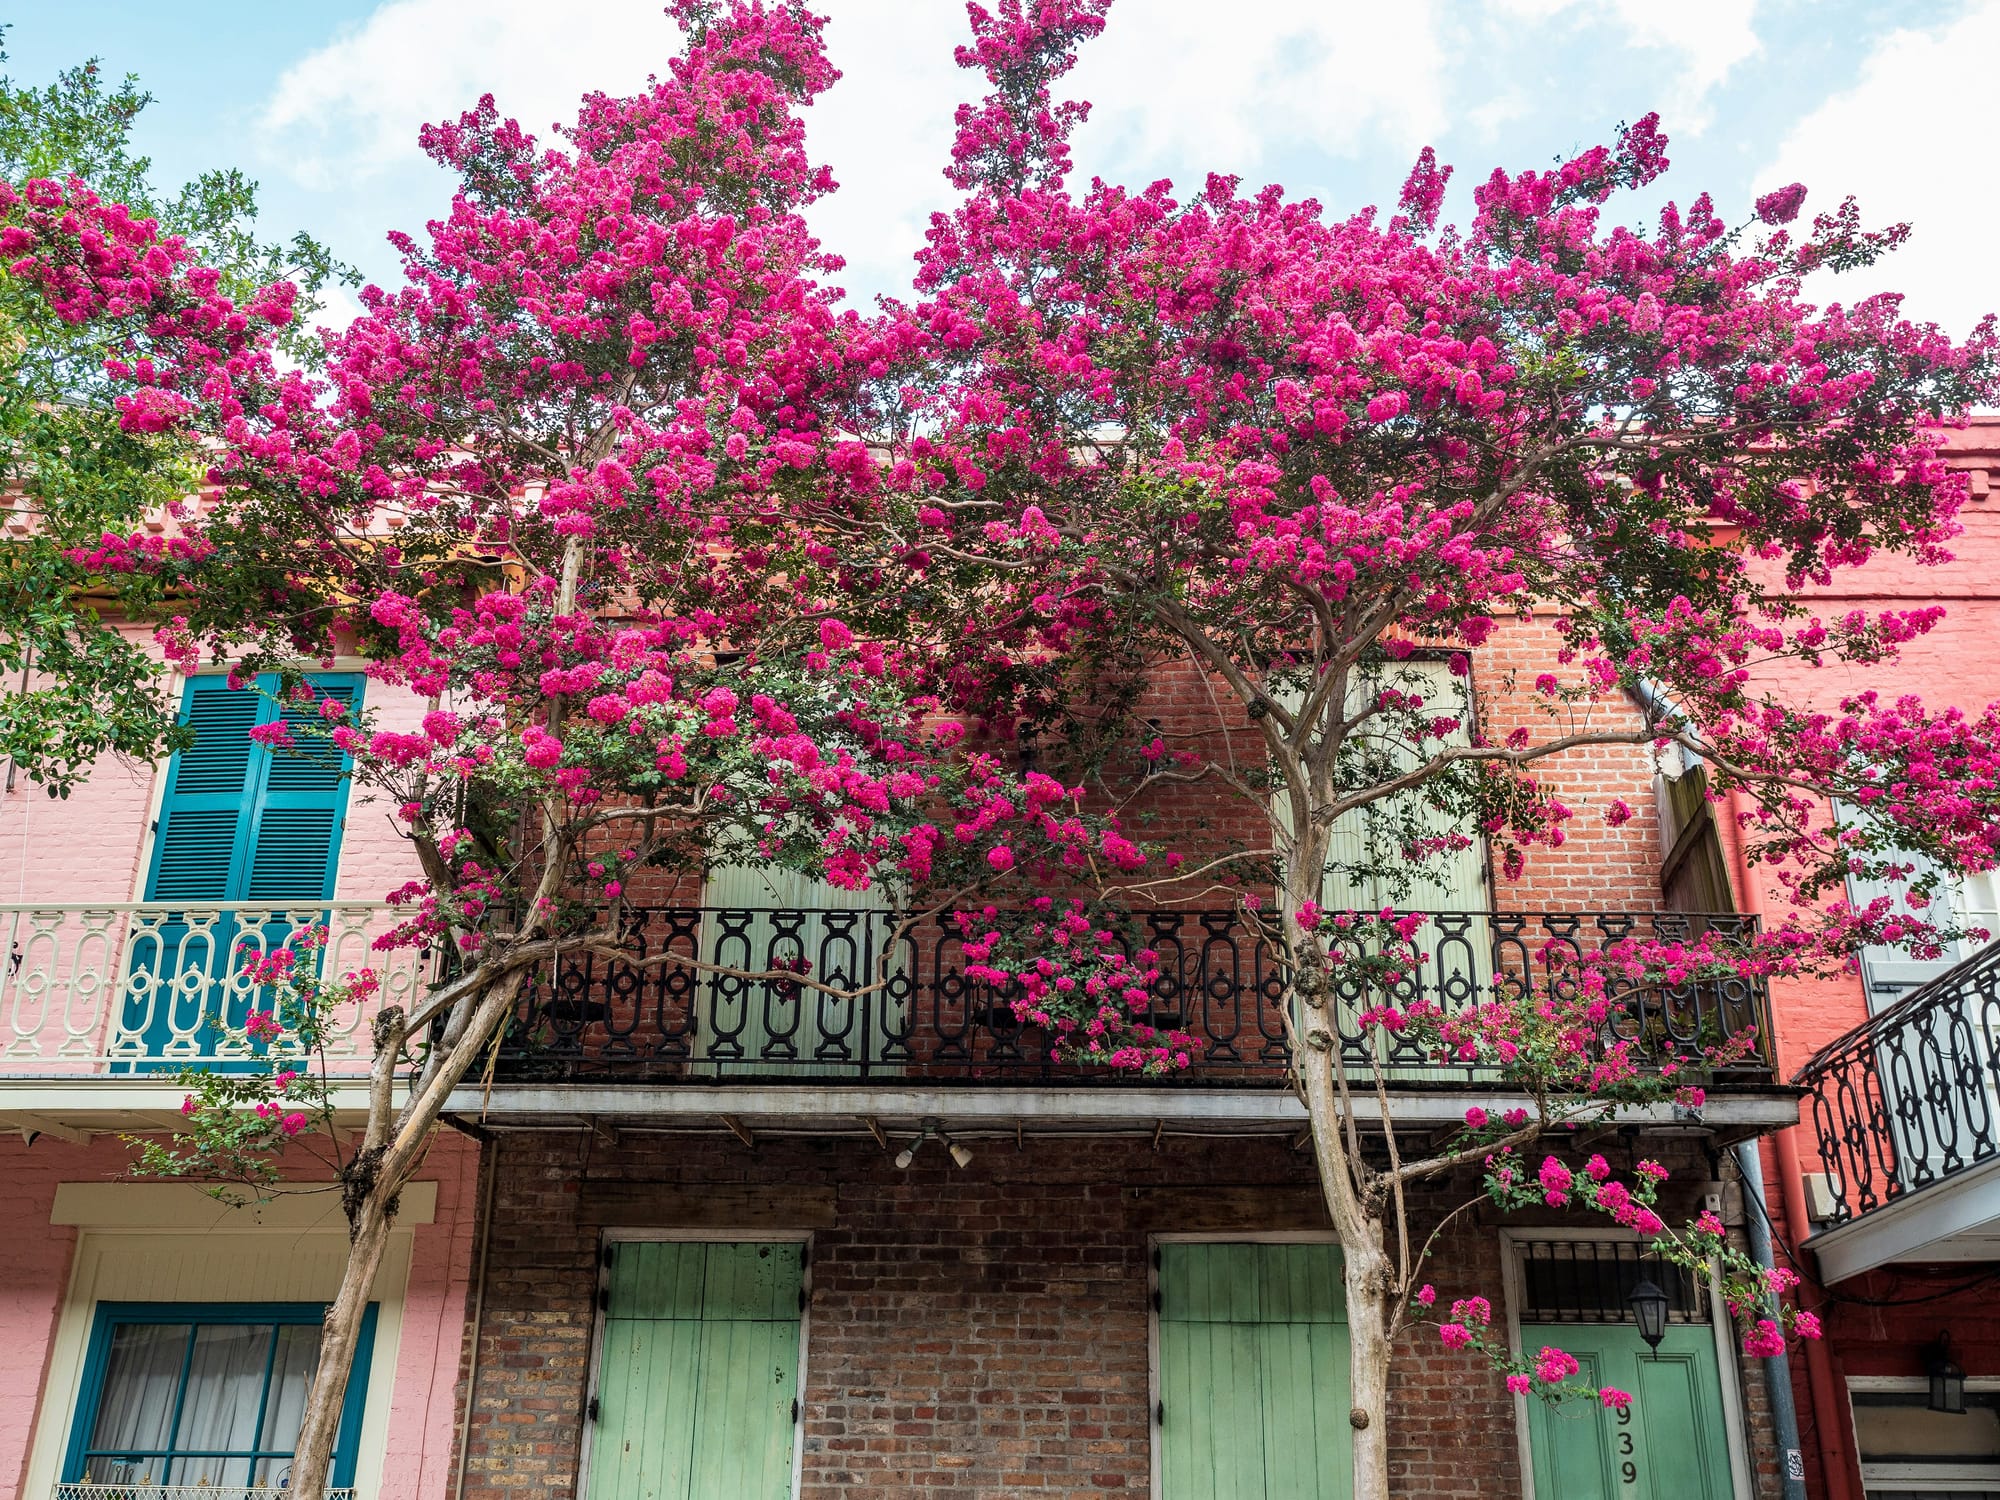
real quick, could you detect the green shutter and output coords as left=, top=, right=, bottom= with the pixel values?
left=147, top=682, right=262, bottom=903
left=126, top=675, right=360, bottom=1066
left=1157, top=1243, right=1351, bottom=1500
left=695, top=865, right=894, bottom=1077
left=1523, top=1323, right=1733, bottom=1500
left=589, top=1242, right=802, bottom=1500
left=145, top=674, right=360, bottom=907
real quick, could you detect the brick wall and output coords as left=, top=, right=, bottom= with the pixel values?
left=461, top=1130, right=1781, bottom=1500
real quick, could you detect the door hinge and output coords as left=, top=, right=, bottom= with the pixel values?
left=587, top=1396, right=600, bottom=1423
left=791, top=1398, right=801, bottom=1423
left=599, top=1288, right=611, bottom=1312
left=799, top=1287, right=808, bottom=1312
left=1156, top=1399, right=1165, bottom=1426
left=1151, top=1290, right=1161, bottom=1313
left=602, top=1245, right=615, bottom=1269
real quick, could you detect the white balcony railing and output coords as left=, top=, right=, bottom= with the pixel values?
left=0, top=903, right=425, bottom=1073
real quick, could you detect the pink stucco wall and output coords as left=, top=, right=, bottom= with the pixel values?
left=0, top=1129, right=481, bottom=1500
left=0, top=655, right=426, bottom=908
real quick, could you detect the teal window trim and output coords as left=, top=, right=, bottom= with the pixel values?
left=62, top=1300, right=380, bottom=1489
left=142, top=672, right=364, bottom=907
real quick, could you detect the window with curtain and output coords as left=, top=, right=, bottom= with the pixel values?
left=65, top=1303, right=376, bottom=1492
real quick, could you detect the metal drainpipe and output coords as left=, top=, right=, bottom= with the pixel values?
left=451, top=1130, right=501, bottom=1500
left=1723, top=786, right=1861, bottom=1500
left=1736, top=1139, right=1808, bottom=1500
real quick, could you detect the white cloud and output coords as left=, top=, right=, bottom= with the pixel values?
left=259, top=0, right=673, bottom=190
left=1756, top=2, right=2000, bottom=337
left=1490, top=0, right=1761, bottom=129
left=1066, top=0, right=1448, bottom=180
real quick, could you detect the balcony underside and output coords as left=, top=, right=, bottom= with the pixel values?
left=1808, top=1153, right=2000, bottom=1281
left=0, top=1075, right=1801, bottom=1142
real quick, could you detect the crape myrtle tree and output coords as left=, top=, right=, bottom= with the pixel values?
left=0, top=31, right=352, bottom=792
left=811, top=1, right=2000, bottom=1493
left=3, top=6, right=1188, bottom=1495
left=7, top=2, right=2000, bottom=1498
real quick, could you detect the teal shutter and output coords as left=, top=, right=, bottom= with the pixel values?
left=125, top=674, right=361, bottom=1065
left=1157, top=1243, right=1351, bottom=1500
left=147, top=680, right=263, bottom=902
left=588, top=1242, right=803, bottom=1500
left=146, top=674, right=359, bottom=907
left=1522, top=1323, right=1733, bottom=1500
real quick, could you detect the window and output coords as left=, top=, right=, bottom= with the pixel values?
left=118, top=674, right=362, bottom=1065
left=1853, top=1387, right=2000, bottom=1497
left=63, top=1303, right=376, bottom=1493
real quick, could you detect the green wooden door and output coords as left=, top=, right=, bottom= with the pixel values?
left=588, top=1242, right=803, bottom=1500
left=1522, top=1323, right=1733, bottom=1500
left=1157, top=1242, right=1351, bottom=1500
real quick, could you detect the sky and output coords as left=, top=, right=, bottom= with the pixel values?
left=4, top=0, right=1995, bottom=336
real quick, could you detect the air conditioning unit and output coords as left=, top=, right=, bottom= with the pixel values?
left=1802, top=1172, right=1844, bottom=1224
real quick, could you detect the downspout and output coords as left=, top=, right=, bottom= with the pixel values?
left=1724, top=786, right=1860, bottom=1500
left=1735, top=1139, right=1808, bottom=1500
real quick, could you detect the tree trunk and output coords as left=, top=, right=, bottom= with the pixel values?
left=1342, top=1223, right=1396, bottom=1500
left=1291, top=914, right=1397, bottom=1500
left=285, top=1168, right=400, bottom=1497
left=284, top=973, right=527, bottom=1499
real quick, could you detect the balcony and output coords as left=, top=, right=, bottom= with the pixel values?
left=0, top=902, right=422, bottom=1074
left=0, top=903, right=1788, bottom=1136
left=1797, top=941, right=2000, bottom=1279
left=54, top=1489, right=353, bottom=1500
left=496, top=906, right=1776, bottom=1088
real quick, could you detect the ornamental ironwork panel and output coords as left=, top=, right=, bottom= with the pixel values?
left=1796, top=939, right=2000, bottom=1226
left=495, top=907, right=1773, bottom=1088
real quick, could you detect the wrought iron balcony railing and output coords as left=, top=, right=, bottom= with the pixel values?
left=0, top=902, right=422, bottom=1073
left=1797, top=939, right=2000, bottom=1226
left=54, top=1488, right=353, bottom=1500
left=499, top=907, right=1774, bottom=1087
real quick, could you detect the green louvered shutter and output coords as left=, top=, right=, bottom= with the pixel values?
left=128, top=674, right=360, bottom=1063
left=588, top=1242, right=803, bottom=1500
left=245, top=678, right=360, bottom=900
left=147, top=680, right=263, bottom=902
left=1157, top=1242, right=1352, bottom=1500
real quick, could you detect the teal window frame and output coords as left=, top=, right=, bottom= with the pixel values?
left=61, top=1301, right=379, bottom=1491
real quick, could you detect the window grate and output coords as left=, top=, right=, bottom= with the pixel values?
left=1516, top=1239, right=1709, bottom=1325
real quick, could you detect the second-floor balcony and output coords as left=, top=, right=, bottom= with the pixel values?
left=1798, top=940, right=2000, bottom=1280
left=495, top=905, right=1774, bottom=1089
left=0, top=902, right=1782, bottom=1116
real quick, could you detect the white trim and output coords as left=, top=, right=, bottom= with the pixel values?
left=439, top=1083, right=1801, bottom=1131
left=1144, top=1229, right=1343, bottom=1500
left=580, top=1229, right=814, bottom=1500
left=1808, top=1153, right=2000, bottom=1281
left=1847, top=1376, right=2000, bottom=1492
left=1498, top=1227, right=1754, bottom=1500
left=19, top=1224, right=415, bottom=1500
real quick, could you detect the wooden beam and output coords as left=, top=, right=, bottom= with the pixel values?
left=860, top=1116, right=888, bottom=1150
left=719, top=1114, right=756, bottom=1149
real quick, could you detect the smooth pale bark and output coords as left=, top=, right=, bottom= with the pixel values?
left=284, top=977, right=524, bottom=1499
